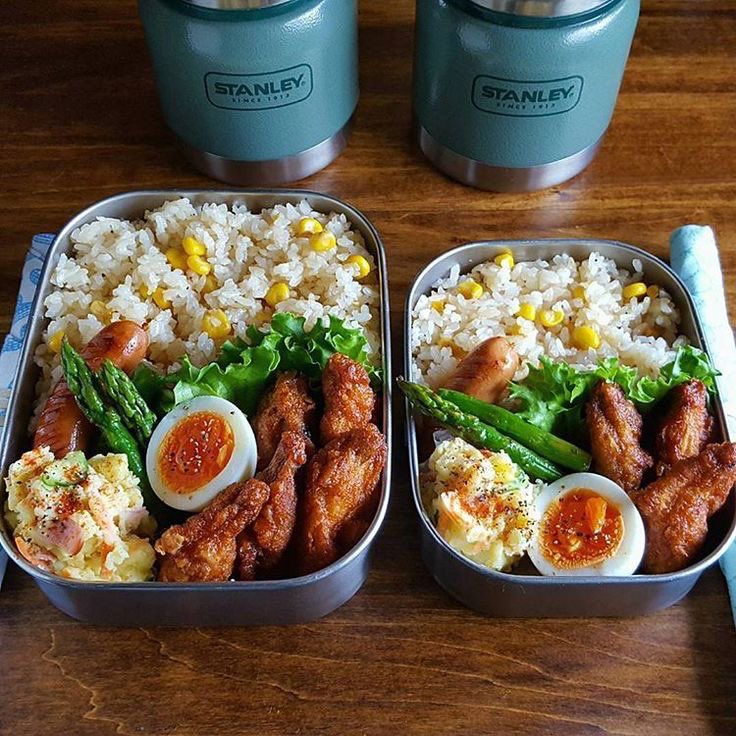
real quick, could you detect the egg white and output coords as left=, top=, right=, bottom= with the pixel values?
left=146, top=396, right=257, bottom=512
left=527, top=472, right=645, bottom=577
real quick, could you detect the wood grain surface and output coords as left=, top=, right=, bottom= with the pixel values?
left=1, top=1, right=736, bottom=735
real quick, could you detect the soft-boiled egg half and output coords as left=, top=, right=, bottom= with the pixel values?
left=528, top=472, right=645, bottom=577
left=146, top=396, right=257, bottom=512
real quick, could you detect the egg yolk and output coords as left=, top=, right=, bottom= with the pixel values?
left=539, top=488, right=624, bottom=569
left=158, top=412, right=235, bottom=494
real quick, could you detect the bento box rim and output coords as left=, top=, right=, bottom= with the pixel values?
left=0, top=188, right=392, bottom=591
left=403, top=238, right=736, bottom=586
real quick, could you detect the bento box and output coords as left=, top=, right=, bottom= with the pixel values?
left=0, top=190, right=392, bottom=626
left=404, top=240, right=735, bottom=617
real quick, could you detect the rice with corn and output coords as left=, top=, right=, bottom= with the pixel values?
left=35, top=198, right=380, bottom=421
left=411, top=252, right=685, bottom=387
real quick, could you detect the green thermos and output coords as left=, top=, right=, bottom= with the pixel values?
left=413, top=0, right=640, bottom=191
left=139, top=0, right=358, bottom=184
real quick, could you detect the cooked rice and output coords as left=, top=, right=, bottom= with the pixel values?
left=411, top=252, right=686, bottom=388
left=34, top=198, right=380, bottom=421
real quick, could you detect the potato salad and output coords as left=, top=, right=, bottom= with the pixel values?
left=422, top=438, right=538, bottom=572
left=5, top=448, right=156, bottom=581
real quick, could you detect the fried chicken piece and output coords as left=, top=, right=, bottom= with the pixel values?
left=586, top=381, right=653, bottom=494
left=155, top=479, right=269, bottom=582
left=335, top=504, right=379, bottom=551
left=253, top=372, right=316, bottom=469
left=320, top=353, right=375, bottom=445
left=654, top=380, right=713, bottom=476
left=632, top=443, right=736, bottom=574
left=298, top=423, right=387, bottom=574
left=236, top=430, right=309, bottom=580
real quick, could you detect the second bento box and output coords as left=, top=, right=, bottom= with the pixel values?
left=404, top=240, right=735, bottom=617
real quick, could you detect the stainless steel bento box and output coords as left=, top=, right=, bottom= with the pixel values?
left=404, top=240, right=735, bottom=617
left=0, top=190, right=392, bottom=626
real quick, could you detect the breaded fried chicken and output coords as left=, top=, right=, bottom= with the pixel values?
left=253, top=372, right=316, bottom=469
left=586, top=381, right=653, bottom=494
left=298, top=423, right=387, bottom=574
left=155, top=479, right=269, bottom=582
left=320, top=353, right=375, bottom=444
left=655, top=379, right=713, bottom=476
left=632, top=443, right=736, bottom=573
left=236, top=430, right=309, bottom=580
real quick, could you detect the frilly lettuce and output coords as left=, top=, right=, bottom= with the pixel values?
left=509, top=345, right=719, bottom=441
left=133, top=312, right=380, bottom=416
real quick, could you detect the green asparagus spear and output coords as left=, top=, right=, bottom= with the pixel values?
left=60, top=340, right=161, bottom=514
left=398, top=378, right=562, bottom=482
left=438, top=388, right=591, bottom=472
left=97, top=359, right=157, bottom=446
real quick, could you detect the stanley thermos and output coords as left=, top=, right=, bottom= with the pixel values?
left=413, top=0, right=640, bottom=191
left=139, top=0, right=358, bottom=185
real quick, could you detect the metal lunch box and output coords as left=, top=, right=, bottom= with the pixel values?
left=404, top=240, right=736, bottom=617
left=138, top=0, right=358, bottom=185
left=413, top=0, right=640, bottom=191
left=0, top=190, right=391, bottom=626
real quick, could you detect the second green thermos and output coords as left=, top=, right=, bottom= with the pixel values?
left=413, top=0, right=640, bottom=191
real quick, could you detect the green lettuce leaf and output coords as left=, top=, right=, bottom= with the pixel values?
left=247, top=313, right=379, bottom=382
left=132, top=312, right=380, bottom=417
left=509, top=345, right=719, bottom=441
left=131, top=361, right=170, bottom=407
left=171, top=341, right=281, bottom=414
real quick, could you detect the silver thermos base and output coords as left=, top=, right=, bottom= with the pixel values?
left=177, top=119, right=353, bottom=186
left=417, top=125, right=604, bottom=192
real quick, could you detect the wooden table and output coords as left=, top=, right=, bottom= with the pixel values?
left=1, top=1, right=735, bottom=734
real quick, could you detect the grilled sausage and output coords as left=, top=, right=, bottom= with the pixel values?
left=33, top=321, right=149, bottom=457
left=442, top=336, right=519, bottom=404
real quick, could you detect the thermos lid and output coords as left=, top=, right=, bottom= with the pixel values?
left=179, top=0, right=615, bottom=15
left=179, top=0, right=295, bottom=9
left=468, top=0, right=615, bottom=17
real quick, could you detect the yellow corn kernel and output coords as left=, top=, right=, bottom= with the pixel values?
left=539, top=309, right=564, bottom=327
left=647, top=285, right=660, bottom=299
left=494, top=253, right=514, bottom=269
left=182, top=236, right=206, bottom=256
left=265, top=282, right=290, bottom=307
left=572, top=325, right=601, bottom=350
left=346, top=254, right=371, bottom=280
left=166, top=247, right=187, bottom=271
left=90, top=300, right=110, bottom=323
left=310, top=231, right=337, bottom=252
left=187, top=254, right=212, bottom=276
left=202, top=309, right=231, bottom=339
left=48, top=329, right=65, bottom=354
left=430, top=299, right=445, bottom=314
left=623, top=282, right=647, bottom=300
left=572, top=285, right=586, bottom=300
left=296, top=217, right=324, bottom=236
left=518, top=303, right=536, bottom=321
left=458, top=280, right=483, bottom=300
left=152, top=287, right=170, bottom=310
left=203, top=274, right=218, bottom=294
left=139, top=284, right=150, bottom=299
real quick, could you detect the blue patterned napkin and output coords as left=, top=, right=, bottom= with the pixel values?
left=0, top=233, right=55, bottom=586
left=670, top=225, right=736, bottom=626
